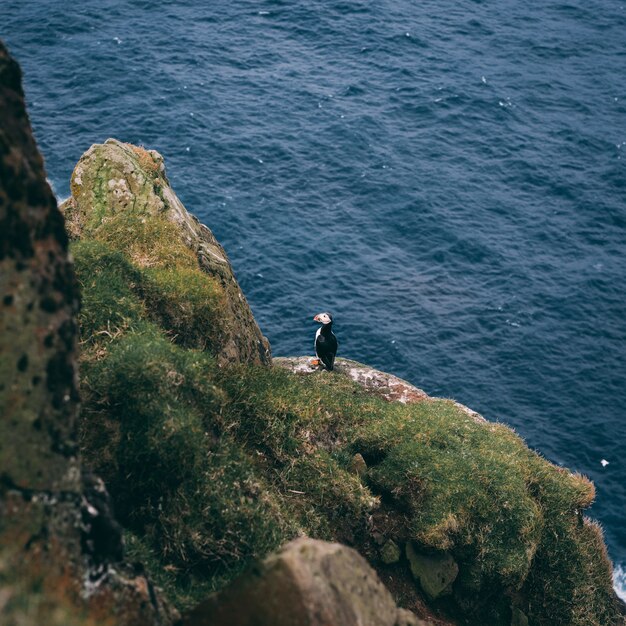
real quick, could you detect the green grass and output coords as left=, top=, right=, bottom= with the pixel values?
left=90, top=212, right=198, bottom=270
left=356, top=402, right=545, bottom=583
left=72, top=217, right=226, bottom=352
left=71, top=219, right=623, bottom=624
left=80, top=327, right=294, bottom=608
left=72, top=241, right=145, bottom=343
left=142, top=266, right=227, bottom=351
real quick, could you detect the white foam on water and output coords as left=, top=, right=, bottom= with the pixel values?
left=46, top=178, right=69, bottom=205
left=613, top=563, right=626, bottom=603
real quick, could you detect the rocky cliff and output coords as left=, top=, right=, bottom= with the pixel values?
left=60, top=134, right=623, bottom=625
left=2, top=41, right=625, bottom=626
left=0, top=41, right=175, bottom=626
left=60, top=138, right=270, bottom=366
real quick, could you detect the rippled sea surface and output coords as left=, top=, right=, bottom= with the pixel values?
left=4, top=0, right=625, bottom=594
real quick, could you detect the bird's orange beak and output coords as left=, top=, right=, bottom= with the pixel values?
left=313, top=314, right=321, bottom=322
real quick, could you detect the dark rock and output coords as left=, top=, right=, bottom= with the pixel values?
left=80, top=471, right=124, bottom=564
left=0, top=40, right=175, bottom=626
left=0, top=39, right=80, bottom=493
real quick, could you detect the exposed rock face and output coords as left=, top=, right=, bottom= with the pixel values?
left=183, top=538, right=435, bottom=626
left=60, top=138, right=270, bottom=366
left=405, top=543, right=458, bottom=600
left=0, top=41, right=79, bottom=493
left=274, top=356, right=428, bottom=403
left=0, top=41, right=174, bottom=626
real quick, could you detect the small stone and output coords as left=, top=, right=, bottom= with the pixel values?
left=350, top=452, right=367, bottom=476
left=381, top=539, right=401, bottom=564
left=405, top=542, right=458, bottom=600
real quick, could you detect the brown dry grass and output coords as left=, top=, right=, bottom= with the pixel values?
left=129, top=145, right=162, bottom=176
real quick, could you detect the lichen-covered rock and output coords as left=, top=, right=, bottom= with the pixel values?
left=60, top=138, right=270, bottom=366
left=406, top=543, right=458, bottom=600
left=0, top=40, right=174, bottom=626
left=183, top=537, right=423, bottom=626
left=0, top=41, right=80, bottom=493
left=381, top=539, right=401, bottom=565
left=275, top=356, right=429, bottom=404
left=0, top=492, right=177, bottom=626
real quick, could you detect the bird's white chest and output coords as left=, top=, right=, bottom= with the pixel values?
left=314, top=327, right=322, bottom=354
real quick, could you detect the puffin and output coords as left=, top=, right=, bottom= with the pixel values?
left=313, top=312, right=338, bottom=371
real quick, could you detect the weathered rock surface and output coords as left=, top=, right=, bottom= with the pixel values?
left=183, top=538, right=435, bottom=626
left=0, top=41, right=80, bottom=493
left=60, top=138, right=270, bottom=366
left=381, top=539, right=401, bottom=565
left=0, top=41, right=175, bottom=626
left=350, top=452, right=368, bottom=476
left=406, top=543, right=458, bottom=600
left=274, top=357, right=485, bottom=421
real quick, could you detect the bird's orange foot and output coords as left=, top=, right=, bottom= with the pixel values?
left=311, top=358, right=320, bottom=366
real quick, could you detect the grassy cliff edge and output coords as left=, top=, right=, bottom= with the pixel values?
left=65, top=140, right=623, bottom=625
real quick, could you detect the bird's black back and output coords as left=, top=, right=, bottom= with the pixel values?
left=316, top=329, right=338, bottom=371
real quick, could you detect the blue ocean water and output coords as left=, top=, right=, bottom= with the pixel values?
left=3, top=0, right=625, bottom=595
